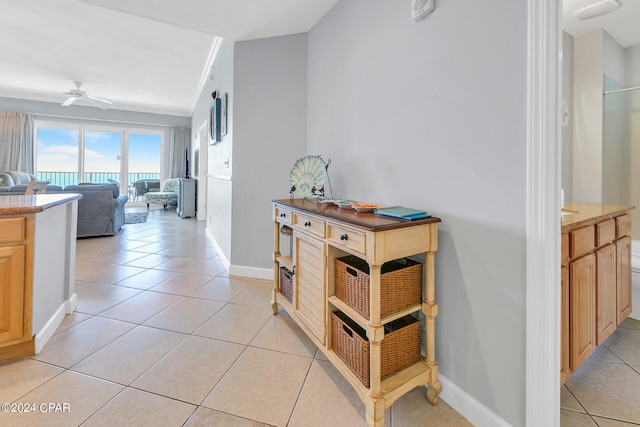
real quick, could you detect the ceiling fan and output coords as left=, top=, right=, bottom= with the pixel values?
left=62, top=81, right=112, bottom=109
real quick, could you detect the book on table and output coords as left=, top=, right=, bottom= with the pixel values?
left=373, top=206, right=431, bottom=220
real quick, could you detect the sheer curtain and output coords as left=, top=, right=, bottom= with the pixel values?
left=168, top=126, right=190, bottom=178
left=0, top=111, right=34, bottom=173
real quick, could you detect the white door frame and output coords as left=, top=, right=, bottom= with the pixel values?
left=526, top=0, right=562, bottom=426
left=197, top=120, right=209, bottom=221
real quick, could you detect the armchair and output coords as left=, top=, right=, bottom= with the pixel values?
left=64, top=183, right=129, bottom=237
left=144, top=178, right=179, bottom=210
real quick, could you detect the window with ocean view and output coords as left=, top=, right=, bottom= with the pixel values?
left=35, top=120, right=162, bottom=192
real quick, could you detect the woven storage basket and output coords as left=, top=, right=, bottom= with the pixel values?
left=331, top=311, right=421, bottom=388
left=279, top=266, right=293, bottom=303
left=335, top=256, right=422, bottom=319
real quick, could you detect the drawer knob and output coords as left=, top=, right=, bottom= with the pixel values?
left=304, top=221, right=311, bottom=227
left=340, top=234, right=348, bottom=241
left=280, top=213, right=286, bottom=218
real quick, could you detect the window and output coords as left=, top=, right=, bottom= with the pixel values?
left=35, top=119, right=164, bottom=194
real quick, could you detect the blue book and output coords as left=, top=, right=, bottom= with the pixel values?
left=373, top=207, right=430, bottom=220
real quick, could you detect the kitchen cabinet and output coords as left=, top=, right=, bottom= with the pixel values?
left=0, top=217, right=33, bottom=360
left=272, top=199, right=441, bottom=427
left=0, top=194, right=79, bottom=363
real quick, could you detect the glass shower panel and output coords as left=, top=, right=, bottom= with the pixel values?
left=602, top=75, right=627, bottom=205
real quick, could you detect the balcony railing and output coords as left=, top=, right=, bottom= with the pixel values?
left=37, top=172, right=160, bottom=188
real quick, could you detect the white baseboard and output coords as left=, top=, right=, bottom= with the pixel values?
left=205, top=227, right=273, bottom=280
left=438, top=374, right=511, bottom=427
left=206, top=227, right=230, bottom=271
left=34, top=294, right=76, bottom=354
left=228, top=265, right=273, bottom=280
left=67, top=293, right=77, bottom=313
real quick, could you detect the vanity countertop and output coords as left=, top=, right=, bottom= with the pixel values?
left=0, top=193, right=82, bottom=216
left=562, top=201, right=634, bottom=231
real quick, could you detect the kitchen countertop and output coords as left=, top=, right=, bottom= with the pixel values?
left=0, top=193, right=82, bottom=215
left=561, top=201, right=634, bottom=230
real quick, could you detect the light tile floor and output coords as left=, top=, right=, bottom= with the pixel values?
left=561, top=317, right=640, bottom=426
left=0, top=207, right=471, bottom=427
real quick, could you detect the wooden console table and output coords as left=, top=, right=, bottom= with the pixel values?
left=271, top=198, right=441, bottom=427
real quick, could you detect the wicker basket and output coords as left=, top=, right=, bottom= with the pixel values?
left=331, top=311, right=421, bottom=388
left=279, top=266, right=293, bottom=303
left=335, top=256, right=422, bottom=319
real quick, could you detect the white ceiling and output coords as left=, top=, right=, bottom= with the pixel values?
left=1, top=0, right=636, bottom=118
left=0, top=0, right=338, bottom=117
left=563, top=0, right=640, bottom=48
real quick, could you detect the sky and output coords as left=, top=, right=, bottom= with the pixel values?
left=36, top=128, right=161, bottom=174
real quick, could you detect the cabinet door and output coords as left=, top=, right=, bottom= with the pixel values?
left=596, top=243, right=617, bottom=345
left=0, top=245, right=26, bottom=346
left=560, top=266, right=570, bottom=385
left=616, top=235, right=632, bottom=325
left=294, top=233, right=326, bottom=344
left=569, top=253, right=596, bottom=372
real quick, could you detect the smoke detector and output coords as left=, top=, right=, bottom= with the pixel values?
left=573, top=0, right=621, bottom=20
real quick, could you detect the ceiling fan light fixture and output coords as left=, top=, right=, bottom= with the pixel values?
left=573, top=0, right=621, bottom=20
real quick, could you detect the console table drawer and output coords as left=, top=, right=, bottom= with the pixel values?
left=327, top=223, right=366, bottom=256
left=293, top=212, right=325, bottom=238
left=275, top=207, right=293, bottom=225
left=0, top=218, right=25, bottom=243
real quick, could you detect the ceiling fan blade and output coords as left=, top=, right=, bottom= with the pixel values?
left=86, top=95, right=112, bottom=105
left=61, top=97, right=77, bottom=106
left=85, top=98, right=109, bottom=110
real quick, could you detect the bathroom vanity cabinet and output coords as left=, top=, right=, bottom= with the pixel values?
left=561, top=202, right=633, bottom=384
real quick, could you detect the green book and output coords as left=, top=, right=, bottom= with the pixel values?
left=373, top=207, right=430, bottom=220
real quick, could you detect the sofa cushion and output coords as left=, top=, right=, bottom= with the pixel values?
left=162, top=178, right=180, bottom=193
left=0, top=173, right=15, bottom=187
left=7, top=171, right=36, bottom=185
left=64, top=183, right=120, bottom=199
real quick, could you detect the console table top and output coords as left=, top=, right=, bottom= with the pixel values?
left=273, top=198, right=441, bottom=231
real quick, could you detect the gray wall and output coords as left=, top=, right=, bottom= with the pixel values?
left=191, top=39, right=235, bottom=261
left=190, top=35, right=308, bottom=269
left=307, top=1, right=527, bottom=425
left=231, top=34, right=307, bottom=269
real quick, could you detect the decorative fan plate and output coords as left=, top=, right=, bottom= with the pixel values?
left=289, top=155, right=326, bottom=197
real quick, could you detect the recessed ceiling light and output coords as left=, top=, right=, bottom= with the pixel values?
left=574, top=0, right=621, bottom=20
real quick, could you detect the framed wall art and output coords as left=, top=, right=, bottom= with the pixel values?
left=209, top=97, right=221, bottom=145
left=221, top=92, right=228, bottom=136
